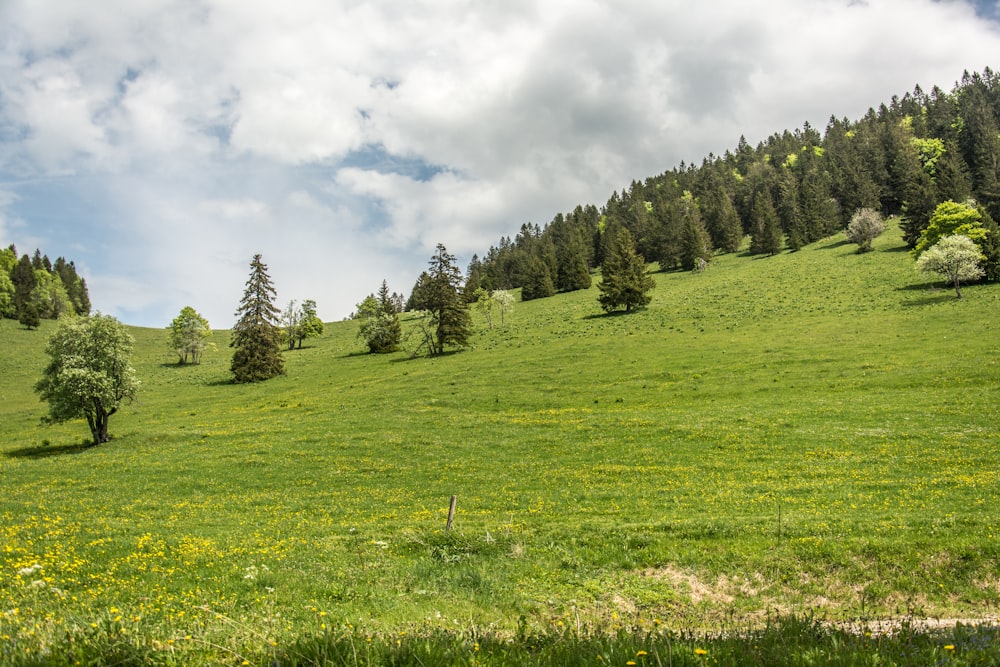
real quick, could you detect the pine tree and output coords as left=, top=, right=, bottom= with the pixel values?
left=230, top=254, right=284, bottom=383
left=677, top=192, right=712, bottom=270
left=598, top=227, right=655, bottom=313
left=750, top=191, right=784, bottom=256
left=520, top=256, right=555, bottom=300
left=422, top=244, right=472, bottom=356
left=359, top=281, right=401, bottom=353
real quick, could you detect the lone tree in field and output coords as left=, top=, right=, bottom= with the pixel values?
left=411, top=244, right=472, bottom=355
left=845, top=208, right=887, bottom=253
left=915, top=234, right=986, bottom=298
left=168, top=306, right=213, bottom=364
left=35, top=313, right=139, bottom=445
left=598, top=227, right=655, bottom=313
left=230, top=254, right=284, bottom=382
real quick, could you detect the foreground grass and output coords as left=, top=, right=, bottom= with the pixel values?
left=2, top=616, right=1000, bottom=666
left=1, top=223, right=999, bottom=663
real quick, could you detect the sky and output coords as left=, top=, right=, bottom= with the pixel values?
left=1, top=0, right=999, bottom=328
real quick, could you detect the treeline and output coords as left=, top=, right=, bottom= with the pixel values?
left=0, top=245, right=91, bottom=328
left=464, top=68, right=1000, bottom=297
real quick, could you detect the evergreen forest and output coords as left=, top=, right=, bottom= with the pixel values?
left=464, top=68, right=1000, bottom=300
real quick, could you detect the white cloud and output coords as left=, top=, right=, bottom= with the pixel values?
left=1, top=0, right=999, bottom=325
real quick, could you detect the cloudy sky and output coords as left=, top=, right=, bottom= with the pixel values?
left=1, top=0, right=999, bottom=327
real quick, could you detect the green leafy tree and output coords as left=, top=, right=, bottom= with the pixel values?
left=168, top=306, right=213, bottom=364
left=845, top=208, right=887, bottom=253
left=358, top=282, right=401, bottom=353
left=31, top=269, right=73, bottom=319
left=598, top=227, right=655, bottom=313
left=294, top=299, right=324, bottom=348
left=35, top=314, right=139, bottom=445
left=913, top=200, right=989, bottom=256
left=473, top=287, right=495, bottom=329
left=0, top=271, right=15, bottom=318
left=230, top=254, right=284, bottom=383
left=916, top=234, right=986, bottom=298
left=414, top=244, right=472, bottom=356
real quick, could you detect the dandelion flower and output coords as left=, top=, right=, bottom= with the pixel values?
left=694, top=648, right=708, bottom=656
left=944, top=645, right=955, bottom=651
left=636, top=650, right=648, bottom=656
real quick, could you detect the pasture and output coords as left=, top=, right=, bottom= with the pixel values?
left=1, top=222, right=998, bottom=664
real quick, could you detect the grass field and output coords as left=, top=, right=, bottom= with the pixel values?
left=2, top=222, right=999, bottom=664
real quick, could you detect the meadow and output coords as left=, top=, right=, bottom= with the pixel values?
left=1, top=222, right=999, bottom=665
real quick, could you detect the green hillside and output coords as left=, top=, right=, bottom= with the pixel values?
left=2, top=222, right=999, bottom=663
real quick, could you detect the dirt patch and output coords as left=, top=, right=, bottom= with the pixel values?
left=641, top=566, right=735, bottom=605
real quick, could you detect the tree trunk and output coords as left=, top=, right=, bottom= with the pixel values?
left=87, top=409, right=111, bottom=445
left=954, top=276, right=963, bottom=298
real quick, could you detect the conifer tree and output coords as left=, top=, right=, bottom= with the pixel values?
left=750, top=191, right=784, bottom=255
left=520, top=255, right=555, bottom=301
left=419, top=244, right=472, bottom=356
left=598, top=227, right=655, bottom=313
left=230, top=254, right=284, bottom=383
left=678, top=192, right=713, bottom=270
left=359, top=281, right=401, bottom=353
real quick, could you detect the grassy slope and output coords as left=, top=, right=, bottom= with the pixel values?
left=1, top=223, right=998, bottom=658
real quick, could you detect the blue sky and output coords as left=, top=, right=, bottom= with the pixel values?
left=1, top=0, right=999, bottom=328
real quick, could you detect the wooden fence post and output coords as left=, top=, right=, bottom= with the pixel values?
left=446, top=495, right=457, bottom=531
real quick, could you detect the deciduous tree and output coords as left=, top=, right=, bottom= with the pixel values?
left=168, top=306, right=213, bottom=364
left=493, top=289, right=514, bottom=326
left=294, top=299, right=324, bottom=348
left=915, top=234, right=986, bottom=298
left=35, top=314, right=139, bottom=445
left=845, top=208, right=887, bottom=253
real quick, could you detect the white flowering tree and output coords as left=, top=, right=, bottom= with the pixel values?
left=915, top=234, right=986, bottom=298
left=493, top=289, right=515, bottom=326
left=845, top=208, right=887, bottom=253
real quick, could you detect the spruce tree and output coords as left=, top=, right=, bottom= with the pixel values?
left=422, top=244, right=472, bottom=356
left=230, top=254, right=284, bottom=383
left=750, top=191, right=784, bottom=256
left=359, top=281, right=401, bottom=353
left=677, top=192, right=712, bottom=270
left=520, top=256, right=555, bottom=300
left=598, top=227, right=655, bottom=313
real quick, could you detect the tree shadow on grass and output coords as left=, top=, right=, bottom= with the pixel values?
left=5, top=441, right=96, bottom=459
left=582, top=310, right=642, bottom=320
left=817, top=239, right=851, bottom=250
left=898, top=284, right=955, bottom=306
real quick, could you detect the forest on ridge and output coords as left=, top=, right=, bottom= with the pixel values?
left=461, top=68, right=1000, bottom=302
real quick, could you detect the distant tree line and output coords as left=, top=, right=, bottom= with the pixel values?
left=1, top=245, right=91, bottom=328
left=461, top=68, right=1000, bottom=298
